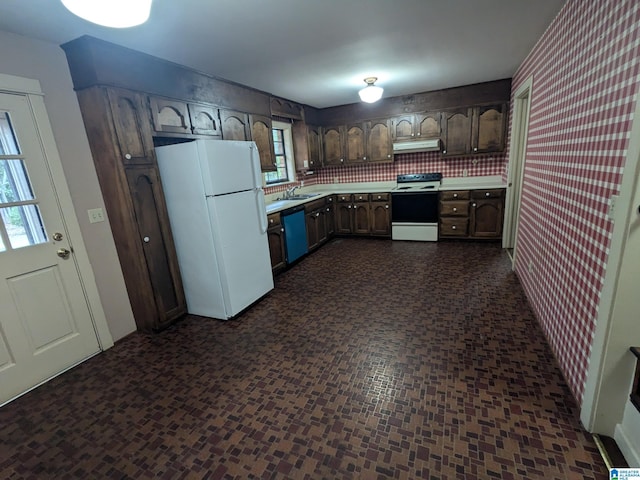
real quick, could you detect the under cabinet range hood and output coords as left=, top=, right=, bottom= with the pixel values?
left=393, top=138, right=441, bottom=154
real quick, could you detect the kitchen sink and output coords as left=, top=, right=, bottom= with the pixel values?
left=286, top=193, right=320, bottom=200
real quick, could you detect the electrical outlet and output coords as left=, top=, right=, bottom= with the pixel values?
left=528, top=261, right=534, bottom=273
left=463, top=169, right=468, bottom=177
left=608, top=194, right=619, bottom=221
left=333, top=176, right=339, bottom=183
left=88, top=208, right=105, bottom=224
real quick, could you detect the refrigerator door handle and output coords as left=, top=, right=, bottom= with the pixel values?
left=256, top=188, right=268, bottom=233
left=249, top=143, right=262, bottom=189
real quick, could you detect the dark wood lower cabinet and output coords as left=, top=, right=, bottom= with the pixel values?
left=125, top=166, right=187, bottom=329
left=353, top=202, right=370, bottom=234
left=370, top=201, right=391, bottom=236
left=471, top=197, right=504, bottom=237
left=439, top=188, right=505, bottom=240
left=267, top=213, right=286, bottom=274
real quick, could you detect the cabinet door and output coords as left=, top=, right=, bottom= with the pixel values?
left=307, top=125, right=323, bottom=169
left=370, top=202, right=391, bottom=236
left=473, top=104, right=507, bottom=153
left=367, top=119, right=393, bottom=163
left=125, top=166, right=186, bottom=329
left=322, top=126, right=345, bottom=166
left=188, top=104, right=221, bottom=136
left=149, top=97, right=191, bottom=135
left=250, top=114, right=277, bottom=172
left=325, top=204, right=335, bottom=237
left=220, top=109, right=251, bottom=141
left=470, top=199, right=504, bottom=238
left=346, top=123, right=366, bottom=164
left=391, top=115, right=415, bottom=141
left=415, top=112, right=441, bottom=139
left=353, top=202, right=370, bottom=234
left=335, top=203, right=353, bottom=234
left=267, top=225, right=286, bottom=273
left=306, top=210, right=320, bottom=251
left=107, top=88, right=155, bottom=165
left=441, top=108, right=472, bottom=156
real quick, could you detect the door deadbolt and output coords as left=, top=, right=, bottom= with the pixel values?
left=52, top=232, right=63, bottom=241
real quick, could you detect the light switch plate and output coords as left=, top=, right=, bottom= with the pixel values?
left=88, top=208, right=105, bottom=223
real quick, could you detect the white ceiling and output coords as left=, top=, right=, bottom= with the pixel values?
left=0, top=0, right=565, bottom=108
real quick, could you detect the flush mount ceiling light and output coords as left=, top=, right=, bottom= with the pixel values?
left=60, top=0, right=153, bottom=28
left=358, top=77, right=384, bottom=103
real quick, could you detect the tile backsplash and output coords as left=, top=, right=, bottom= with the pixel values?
left=264, top=152, right=506, bottom=195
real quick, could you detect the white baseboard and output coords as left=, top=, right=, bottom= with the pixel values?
left=615, top=422, right=640, bottom=467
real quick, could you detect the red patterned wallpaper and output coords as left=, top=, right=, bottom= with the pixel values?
left=510, top=0, right=640, bottom=404
left=265, top=152, right=506, bottom=195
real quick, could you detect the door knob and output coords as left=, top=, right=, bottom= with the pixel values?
left=57, top=248, right=71, bottom=259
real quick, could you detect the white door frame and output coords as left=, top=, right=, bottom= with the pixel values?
left=580, top=84, right=640, bottom=438
left=0, top=73, right=113, bottom=351
left=503, top=76, right=533, bottom=267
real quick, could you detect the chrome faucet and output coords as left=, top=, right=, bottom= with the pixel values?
left=284, top=185, right=300, bottom=199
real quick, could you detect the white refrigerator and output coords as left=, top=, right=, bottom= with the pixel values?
left=156, top=139, right=274, bottom=320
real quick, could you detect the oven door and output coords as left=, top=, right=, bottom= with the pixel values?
left=391, top=191, right=439, bottom=224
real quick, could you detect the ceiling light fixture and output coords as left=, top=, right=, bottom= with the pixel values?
left=60, top=0, right=153, bottom=28
left=358, top=77, right=384, bottom=103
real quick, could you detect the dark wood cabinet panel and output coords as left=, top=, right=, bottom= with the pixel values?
left=353, top=202, right=370, bottom=234
left=322, top=126, right=345, bottom=166
left=189, top=104, right=221, bottom=136
left=391, top=115, right=415, bottom=141
left=367, top=119, right=393, bottom=163
left=324, top=203, right=335, bottom=237
left=335, top=201, right=353, bottom=234
left=370, top=202, right=391, bottom=236
left=106, top=88, right=155, bottom=165
left=346, top=123, right=366, bottom=164
left=220, top=109, right=251, bottom=141
left=473, top=104, right=507, bottom=153
left=149, top=96, right=191, bottom=135
left=441, top=108, right=472, bottom=156
left=250, top=114, right=277, bottom=172
left=267, top=213, right=286, bottom=274
left=391, top=112, right=439, bottom=142
left=125, top=166, right=186, bottom=328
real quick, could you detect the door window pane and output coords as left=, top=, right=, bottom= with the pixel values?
left=0, top=159, right=35, bottom=202
left=0, top=112, right=20, bottom=155
left=0, top=205, right=47, bottom=248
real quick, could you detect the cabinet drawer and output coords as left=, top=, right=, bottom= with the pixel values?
left=305, top=198, right=326, bottom=212
left=336, top=194, right=353, bottom=203
left=353, top=193, right=370, bottom=202
left=267, top=213, right=281, bottom=227
left=471, top=189, right=504, bottom=199
left=371, top=193, right=390, bottom=202
left=440, top=217, right=469, bottom=236
left=440, top=190, right=470, bottom=201
left=440, top=200, right=469, bottom=216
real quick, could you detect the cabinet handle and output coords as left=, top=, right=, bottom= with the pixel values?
left=417, top=133, right=421, bottom=136
left=269, top=219, right=274, bottom=224
left=280, top=228, right=284, bottom=232
left=143, top=236, right=150, bottom=243
left=472, top=203, right=477, bottom=207
left=377, top=196, right=381, bottom=199
left=340, top=158, right=344, bottom=163
left=474, top=147, right=478, bottom=152
left=310, top=161, right=314, bottom=165
left=452, top=226, right=457, bottom=230
left=385, top=205, right=389, bottom=209
left=453, top=193, right=458, bottom=198
left=443, top=150, right=447, bottom=154
left=411, top=133, right=415, bottom=137
left=328, top=198, right=332, bottom=202
left=125, top=153, right=132, bottom=160
left=485, top=192, right=490, bottom=197
left=326, top=208, right=330, bottom=212
left=348, top=205, right=352, bottom=209
left=363, top=156, right=367, bottom=160
left=387, top=154, right=391, bottom=158
left=453, top=207, right=457, bottom=212
left=316, top=212, right=320, bottom=217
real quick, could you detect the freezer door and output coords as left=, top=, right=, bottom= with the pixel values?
left=198, top=139, right=261, bottom=196
left=207, top=189, right=274, bottom=317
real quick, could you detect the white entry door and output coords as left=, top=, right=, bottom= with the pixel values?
left=0, top=92, right=100, bottom=405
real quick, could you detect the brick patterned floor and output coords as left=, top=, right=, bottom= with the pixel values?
left=0, top=239, right=607, bottom=479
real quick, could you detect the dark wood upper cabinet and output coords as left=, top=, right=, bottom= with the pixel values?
left=441, top=108, right=472, bottom=156
left=189, top=104, right=221, bottom=136
left=473, top=104, right=507, bottom=153
left=307, top=125, right=323, bottom=169
left=107, top=88, right=155, bottom=165
left=149, top=96, right=191, bottom=135
left=391, top=115, right=415, bottom=141
left=346, top=123, right=366, bottom=164
left=250, top=114, right=277, bottom=172
left=416, top=112, right=441, bottom=138
left=366, top=118, right=393, bottom=163
left=220, top=109, right=251, bottom=141
left=322, top=126, right=345, bottom=166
